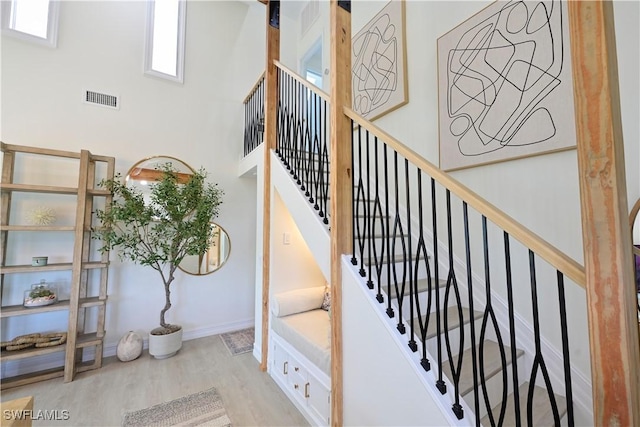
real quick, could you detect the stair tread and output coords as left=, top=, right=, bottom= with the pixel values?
left=413, top=306, right=483, bottom=340
left=386, top=278, right=447, bottom=298
left=441, top=340, right=525, bottom=396
left=362, top=253, right=429, bottom=266
left=480, top=382, right=567, bottom=427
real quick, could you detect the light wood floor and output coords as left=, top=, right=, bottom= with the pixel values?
left=1, top=334, right=309, bottom=426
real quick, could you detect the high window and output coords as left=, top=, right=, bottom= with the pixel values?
left=1, top=0, right=60, bottom=47
left=144, top=0, right=186, bottom=83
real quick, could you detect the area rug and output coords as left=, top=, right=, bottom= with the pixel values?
left=220, top=327, right=254, bottom=356
left=122, top=387, right=231, bottom=427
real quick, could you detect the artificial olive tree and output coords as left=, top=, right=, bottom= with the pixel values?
left=93, top=164, right=223, bottom=334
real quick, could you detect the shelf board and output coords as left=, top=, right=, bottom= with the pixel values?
left=0, top=183, right=79, bottom=195
left=1, top=297, right=106, bottom=318
left=1, top=263, right=74, bottom=273
left=0, top=225, right=76, bottom=232
left=0, top=333, right=103, bottom=362
left=1, top=261, right=109, bottom=274
left=0, top=366, right=65, bottom=390
left=1, top=300, right=70, bottom=317
left=1, top=340, right=67, bottom=361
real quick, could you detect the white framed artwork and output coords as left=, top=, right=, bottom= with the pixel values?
left=438, top=0, right=577, bottom=171
left=352, top=0, right=408, bottom=121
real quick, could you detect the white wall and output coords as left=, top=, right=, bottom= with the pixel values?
left=271, top=190, right=327, bottom=296
left=1, top=0, right=266, bottom=375
left=343, top=257, right=451, bottom=426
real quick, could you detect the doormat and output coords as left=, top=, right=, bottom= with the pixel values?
left=220, top=327, right=254, bottom=356
left=122, top=387, right=231, bottom=426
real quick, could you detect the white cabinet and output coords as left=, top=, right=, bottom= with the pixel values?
left=270, top=333, right=331, bottom=426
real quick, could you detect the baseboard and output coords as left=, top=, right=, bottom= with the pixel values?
left=0, top=319, right=255, bottom=380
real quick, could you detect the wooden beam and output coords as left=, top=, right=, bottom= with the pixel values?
left=568, top=1, right=640, bottom=425
left=260, top=0, right=279, bottom=372
left=329, top=1, right=352, bottom=426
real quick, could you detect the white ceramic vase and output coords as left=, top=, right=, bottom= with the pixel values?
left=148, top=326, right=183, bottom=359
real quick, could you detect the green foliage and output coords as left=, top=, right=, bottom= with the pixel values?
left=93, top=163, right=223, bottom=330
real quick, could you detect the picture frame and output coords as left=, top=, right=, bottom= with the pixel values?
left=437, top=0, right=577, bottom=172
left=352, top=0, right=408, bottom=121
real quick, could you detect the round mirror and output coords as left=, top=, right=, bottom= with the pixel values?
left=126, top=156, right=195, bottom=193
left=179, top=223, right=231, bottom=275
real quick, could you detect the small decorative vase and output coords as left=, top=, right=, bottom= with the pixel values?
left=116, top=331, right=143, bottom=362
left=148, top=326, right=183, bottom=359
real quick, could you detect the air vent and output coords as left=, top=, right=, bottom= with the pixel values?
left=84, top=90, right=119, bottom=110
left=300, top=0, right=319, bottom=36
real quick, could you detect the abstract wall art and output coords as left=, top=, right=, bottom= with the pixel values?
left=438, top=0, right=577, bottom=171
left=352, top=0, right=408, bottom=121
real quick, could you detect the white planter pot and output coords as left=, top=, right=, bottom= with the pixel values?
left=148, top=327, right=183, bottom=359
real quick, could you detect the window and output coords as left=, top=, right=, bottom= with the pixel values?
left=144, top=0, right=186, bottom=83
left=1, top=0, right=60, bottom=47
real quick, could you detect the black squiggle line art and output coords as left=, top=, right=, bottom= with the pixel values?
left=445, top=0, right=565, bottom=158
left=352, top=12, right=399, bottom=117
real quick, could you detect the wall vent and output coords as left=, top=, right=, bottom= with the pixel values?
left=300, top=0, right=319, bottom=36
left=84, top=90, right=119, bottom=110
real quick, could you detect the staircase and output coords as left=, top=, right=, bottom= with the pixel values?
left=245, top=63, right=593, bottom=426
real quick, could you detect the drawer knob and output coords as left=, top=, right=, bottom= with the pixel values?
left=294, top=384, right=299, bottom=390
left=294, top=367, right=299, bottom=372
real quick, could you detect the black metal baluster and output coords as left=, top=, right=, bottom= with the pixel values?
left=365, top=131, right=373, bottom=289
left=406, top=159, right=416, bottom=351
left=415, top=170, right=433, bottom=371
left=432, top=179, right=444, bottom=390
left=558, top=271, right=575, bottom=427
left=392, top=150, right=407, bottom=335
left=355, top=126, right=366, bottom=276
left=443, top=190, right=464, bottom=419
left=503, top=232, right=521, bottom=426
left=479, top=216, right=507, bottom=426
left=384, top=144, right=394, bottom=319
left=373, top=136, right=385, bottom=303
left=350, top=119, right=357, bottom=266
left=301, top=88, right=310, bottom=195
left=527, top=251, right=561, bottom=427
left=463, top=203, right=480, bottom=426
left=319, top=100, right=329, bottom=224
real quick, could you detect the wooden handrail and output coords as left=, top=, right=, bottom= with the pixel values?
left=343, top=106, right=586, bottom=288
left=242, top=71, right=266, bottom=104
left=274, top=60, right=331, bottom=103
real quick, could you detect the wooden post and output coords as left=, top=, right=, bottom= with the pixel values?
left=261, top=0, right=280, bottom=372
left=568, top=1, right=640, bottom=425
left=329, top=1, right=352, bottom=425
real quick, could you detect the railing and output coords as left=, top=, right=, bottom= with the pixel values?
left=243, top=72, right=265, bottom=157
left=275, top=61, right=331, bottom=226
left=346, top=106, right=585, bottom=426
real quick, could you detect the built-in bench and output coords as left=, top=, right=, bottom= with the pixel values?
left=269, top=286, right=331, bottom=426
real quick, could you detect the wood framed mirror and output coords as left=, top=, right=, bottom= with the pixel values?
left=126, top=156, right=229, bottom=275
left=178, top=222, right=231, bottom=275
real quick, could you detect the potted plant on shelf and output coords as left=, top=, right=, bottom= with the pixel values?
left=93, top=163, right=223, bottom=359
